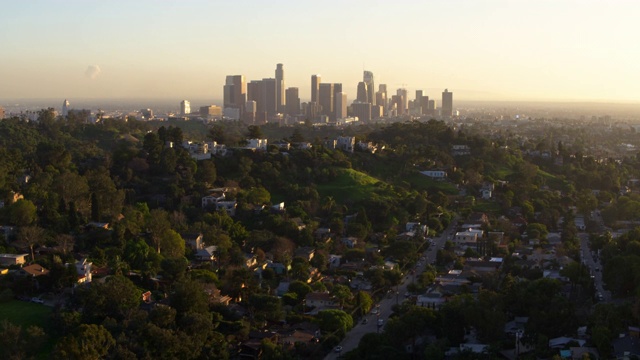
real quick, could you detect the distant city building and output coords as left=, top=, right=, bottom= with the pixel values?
left=306, top=101, right=320, bottom=121
left=357, top=82, right=369, bottom=103
left=352, top=102, right=372, bottom=122
left=396, top=88, right=408, bottom=114
left=62, top=99, right=70, bottom=117
left=311, top=74, right=321, bottom=103
left=275, top=63, right=285, bottom=113
left=319, top=83, right=334, bottom=120
left=363, top=70, right=375, bottom=105
left=200, top=105, right=222, bottom=117
left=336, top=92, right=347, bottom=119
left=332, top=83, right=342, bottom=117
left=371, top=105, right=383, bottom=119
left=285, top=87, right=300, bottom=116
left=428, top=99, right=436, bottom=112
left=180, top=100, right=191, bottom=115
left=140, top=108, right=154, bottom=119
left=442, top=89, right=453, bottom=118
left=420, top=96, right=430, bottom=115
left=391, top=94, right=404, bottom=115
left=262, top=78, right=277, bottom=117
left=248, top=79, right=277, bottom=119
left=223, top=75, right=246, bottom=116
left=243, top=100, right=257, bottom=124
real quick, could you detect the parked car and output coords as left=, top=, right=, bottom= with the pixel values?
left=334, top=346, right=343, bottom=353
left=377, top=319, right=384, bottom=326
left=31, top=297, right=44, bottom=304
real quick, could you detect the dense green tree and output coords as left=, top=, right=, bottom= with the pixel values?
left=52, top=324, right=115, bottom=360
left=80, top=275, right=142, bottom=321
left=8, top=199, right=37, bottom=226
left=317, top=309, right=353, bottom=338
left=170, top=279, right=210, bottom=316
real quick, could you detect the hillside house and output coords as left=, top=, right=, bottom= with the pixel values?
left=18, top=264, right=50, bottom=277
left=182, top=233, right=204, bottom=250
left=336, top=136, right=355, bottom=152
left=305, top=292, right=337, bottom=309
left=246, top=139, right=268, bottom=151
left=420, top=170, right=447, bottom=179
left=0, top=253, right=29, bottom=267
left=74, top=259, right=92, bottom=284
left=196, top=246, right=218, bottom=262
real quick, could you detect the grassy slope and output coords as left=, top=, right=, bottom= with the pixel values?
left=317, top=168, right=389, bottom=203
left=0, top=300, right=52, bottom=328
left=402, top=173, right=459, bottom=195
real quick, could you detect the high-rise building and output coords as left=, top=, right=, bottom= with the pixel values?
left=285, top=87, right=300, bottom=116
left=396, top=88, right=408, bottom=114
left=352, top=102, right=372, bottom=122
left=357, top=82, right=369, bottom=103
left=336, top=92, right=347, bottom=120
left=180, top=100, right=191, bottom=115
left=275, top=64, right=285, bottom=113
left=62, top=99, right=70, bottom=117
left=372, top=105, right=384, bottom=119
left=442, top=89, right=453, bottom=118
left=428, top=99, right=436, bottom=112
left=200, top=105, right=222, bottom=117
left=363, top=71, right=375, bottom=105
left=415, top=90, right=423, bottom=101
left=262, top=78, right=277, bottom=117
left=140, top=108, right=154, bottom=119
left=223, top=75, right=246, bottom=116
left=311, top=74, right=321, bottom=103
left=247, top=80, right=264, bottom=117
left=319, top=83, right=334, bottom=120
left=247, top=79, right=277, bottom=118
left=377, top=84, right=387, bottom=113
left=419, top=96, right=430, bottom=116
left=243, top=100, right=257, bottom=124
left=333, top=83, right=342, bottom=115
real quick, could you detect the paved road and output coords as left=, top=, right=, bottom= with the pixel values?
left=324, top=218, right=458, bottom=359
left=579, top=232, right=611, bottom=302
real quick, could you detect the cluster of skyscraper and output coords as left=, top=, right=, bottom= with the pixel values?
left=221, top=63, right=453, bottom=124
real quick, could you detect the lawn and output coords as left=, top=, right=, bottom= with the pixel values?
left=0, top=300, right=52, bottom=329
left=317, top=168, right=389, bottom=202
left=403, top=173, right=459, bottom=195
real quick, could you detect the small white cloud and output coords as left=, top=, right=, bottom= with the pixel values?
left=85, top=65, right=102, bottom=79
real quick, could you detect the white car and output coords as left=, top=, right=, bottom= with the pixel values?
left=31, top=297, right=44, bottom=304
left=377, top=319, right=384, bottom=326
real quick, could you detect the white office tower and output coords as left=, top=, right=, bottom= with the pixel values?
left=180, top=100, right=191, bottom=115
left=62, top=99, right=70, bottom=117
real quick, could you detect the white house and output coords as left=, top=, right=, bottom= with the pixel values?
left=215, top=201, right=237, bottom=216
left=480, top=189, right=492, bottom=200
left=336, top=136, right=355, bottom=152
left=454, top=230, right=479, bottom=244
left=74, top=259, right=92, bottom=284
left=196, top=246, right=217, bottom=262
left=420, top=170, right=447, bottom=179
left=246, top=139, right=268, bottom=151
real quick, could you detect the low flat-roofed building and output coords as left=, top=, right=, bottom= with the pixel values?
left=0, top=253, right=29, bottom=267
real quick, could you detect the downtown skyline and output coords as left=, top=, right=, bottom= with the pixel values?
left=1, top=0, right=640, bottom=103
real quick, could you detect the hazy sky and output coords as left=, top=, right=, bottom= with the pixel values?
left=1, top=0, right=639, bottom=103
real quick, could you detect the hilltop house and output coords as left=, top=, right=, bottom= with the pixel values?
left=0, top=253, right=29, bottom=267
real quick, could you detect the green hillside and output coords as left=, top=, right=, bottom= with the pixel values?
left=317, top=168, right=391, bottom=202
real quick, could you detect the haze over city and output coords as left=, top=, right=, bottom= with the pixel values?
left=2, top=0, right=640, bottom=104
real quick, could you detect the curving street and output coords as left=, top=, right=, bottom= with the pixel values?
left=324, top=219, right=458, bottom=359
